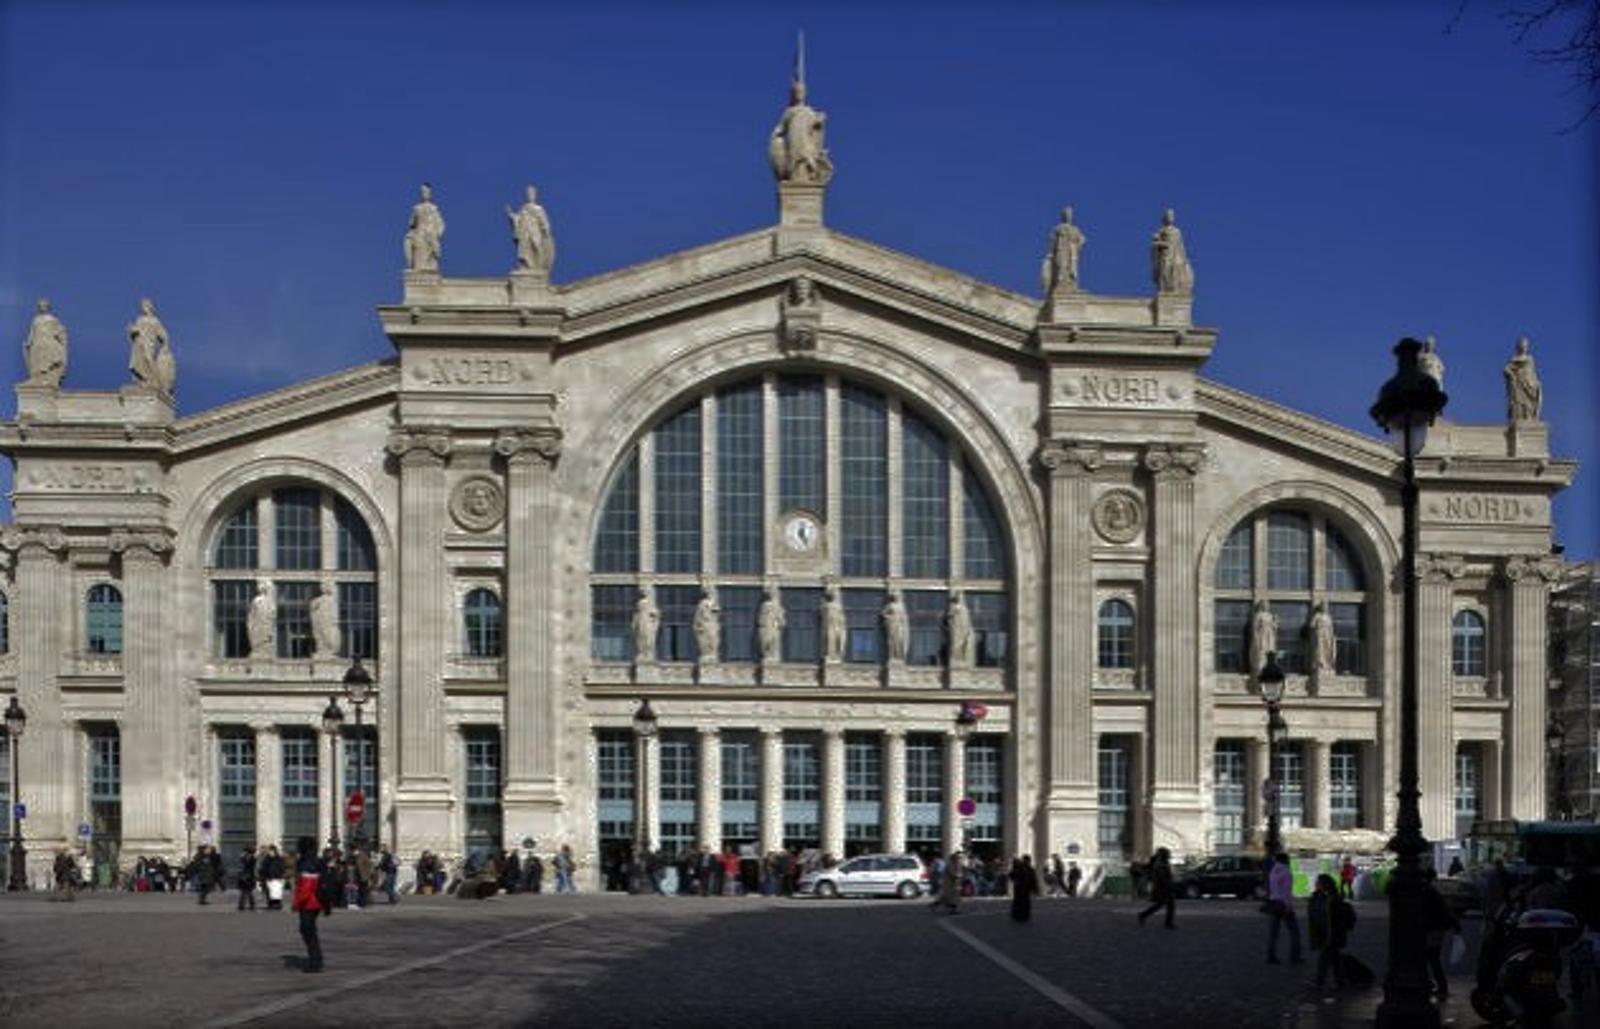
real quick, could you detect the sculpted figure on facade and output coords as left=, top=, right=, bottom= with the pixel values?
left=1250, top=599, right=1277, bottom=677
left=247, top=582, right=277, bottom=658
left=310, top=585, right=341, bottom=658
left=1418, top=335, right=1445, bottom=387
left=632, top=586, right=660, bottom=662
left=1150, top=208, right=1194, bottom=294
left=127, top=299, right=175, bottom=393
left=404, top=182, right=445, bottom=273
left=1309, top=602, right=1336, bottom=680
left=821, top=581, right=846, bottom=662
left=768, top=75, right=832, bottom=185
left=23, top=298, right=67, bottom=387
left=693, top=585, right=720, bottom=663
left=883, top=588, right=909, bottom=663
left=1504, top=336, right=1542, bottom=422
left=946, top=589, right=974, bottom=668
left=506, top=184, right=555, bottom=275
left=1041, top=206, right=1086, bottom=295
left=757, top=585, right=786, bottom=662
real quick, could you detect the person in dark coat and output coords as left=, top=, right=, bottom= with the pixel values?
left=196, top=845, right=221, bottom=905
left=378, top=848, right=398, bottom=905
left=1067, top=861, right=1083, bottom=898
left=1308, top=872, right=1355, bottom=995
left=1009, top=856, right=1040, bottom=922
left=237, top=847, right=257, bottom=911
left=528, top=853, right=545, bottom=894
left=291, top=837, right=329, bottom=973
left=1136, top=847, right=1176, bottom=928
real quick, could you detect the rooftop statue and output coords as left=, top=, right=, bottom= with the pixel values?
left=1151, top=208, right=1194, bottom=294
left=23, top=297, right=67, bottom=388
left=768, top=38, right=832, bottom=185
left=404, top=182, right=445, bottom=273
left=1041, top=206, right=1086, bottom=295
left=1504, top=336, right=1542, bottom=423
left=506, top=184, right=555, bottom=275
left=757, top=585, right=786, bottom=663
left=128, top=298, right=175, bottom=393
left=1418, top=335, right=1444, bottom=387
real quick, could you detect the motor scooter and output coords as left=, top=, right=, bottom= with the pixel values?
left=1472, top=907, right=1584, bottom=1028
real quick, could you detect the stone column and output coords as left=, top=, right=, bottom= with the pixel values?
left=384, top=429, right=454, bottom=855
left=943, top=732, right=967, bottom=857
left=821, top=728, right=845, bottom=859
left=1504, top=556, right=1560, bottom=820
left=697, top=728, right=721, bottom=852
left=1037, top=441, right=1101, bottom=859
left=1145, top=444, right=1205, bottom=855
left=638, top=730, right=660, bottom=853
left=254, top=724, right=281, bottom=849
left=1416, top=554, right=1460, bottom=841
left=883, top=731, right=907, bottom=854
left=760, top=728, right=784, bottom=855
left=318, top=722, right=337, bottom=849
left=110, top=531, right=175, bottom=852
left=1482, top=739, right=1504, bottom=821
left=8, top=529, right=69, bottom=879
left=1307, top=739, right=1331, bottom=830
left=1245, top=738, right=1268, bottom=847
left=496, top=428, right=563, bottom=851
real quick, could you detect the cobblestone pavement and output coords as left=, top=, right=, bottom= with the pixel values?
left=1, top=891, right=1594, bottom=1028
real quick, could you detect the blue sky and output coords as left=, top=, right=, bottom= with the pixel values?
left=1, top=1, right=1595, bottom=554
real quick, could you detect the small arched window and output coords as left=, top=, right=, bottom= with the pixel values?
left=464, top=589, right=503, bottom=659
left=1451, top=610, right=1486, bottom=677
left=87, top=584, right=124, bottom=654
left=1097, top=599, right=1136, bottom=670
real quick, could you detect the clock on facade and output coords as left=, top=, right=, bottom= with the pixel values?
left=782, top=511, right=821, bottom=552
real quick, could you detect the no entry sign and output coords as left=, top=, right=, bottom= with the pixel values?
left=346, top=790, right=366, bottom=823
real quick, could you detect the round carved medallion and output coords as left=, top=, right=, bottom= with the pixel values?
left=1092, top=488, right=1144, bottom=544
left=449, top=475, right=505, bottom=532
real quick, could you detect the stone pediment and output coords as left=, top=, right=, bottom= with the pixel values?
left=169, top=360, right=400, bottom=454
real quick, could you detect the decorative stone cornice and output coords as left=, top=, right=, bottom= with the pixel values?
left=1141, top=443, right=1206, bottom=478
left=385, top=426, right=452, bottom=464
left=494, top=426, right=563, bottom=464
left=108, top=527, right=175, bottom=559
left=1037, top=439, right=1103, bottom=476
left=1501, top=554, right=1563, bottom=586
left=0, top=525, right=68, bottom=556
left=1416, top=552, right=1468, bottom=584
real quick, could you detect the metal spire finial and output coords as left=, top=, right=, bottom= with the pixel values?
left=795, top=30, right=806, bottom=89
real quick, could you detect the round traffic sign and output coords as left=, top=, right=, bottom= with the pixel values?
left=956, top=796, right=976, bottom=817
left=346, top=790, right=366, bottom=822
left=184, top=795, right=197, bottom=817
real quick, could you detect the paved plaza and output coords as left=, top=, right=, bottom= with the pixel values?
left=7, top=889, right=1594, bottom=1028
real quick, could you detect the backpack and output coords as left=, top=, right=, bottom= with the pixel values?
left=317, top=867, right=342, bottom=911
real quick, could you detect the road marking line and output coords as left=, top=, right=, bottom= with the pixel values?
left=211, top=912, right=585, bottom=1027
left=939, top=919, right=1125, bottom=1029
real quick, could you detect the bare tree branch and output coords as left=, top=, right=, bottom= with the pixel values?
left=1503, top=0, right=1600, bottom=128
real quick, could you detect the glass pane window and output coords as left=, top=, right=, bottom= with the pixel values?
left=1275, top=746, right=1305, bottom=831
left=968, top=591, right=1010, bottom=669
left=716, top=383, right=764, bottom=575
left=720, top=733, right=759, bottom=841
left=659, top=733, right=698, bottom=803
left=86, top=584, right=123, bottom=654
left=840, top=387, right=887, bottom=577
left=1325, top=526, right=1365, bottom=592
left=218, top=732, right=257, bottom=855
left=905, top=734, right=943, bottom=843
left=901, top=408, right=949, bottom=579
left=339, top=582, right=377, bottom=660
left=343, top=730, right=379, bottom=846
left=843, top=588, right=885, bottom=664
left=1454, top=746, right=1481, bottom=839
left=1271, top=601, right=1310, bottom=674
left=213, top=580, right=253, bottom=658
left=1097, top=599, right=1136, bottom=670
left=89, top=729, right=121, bottom=800
left=779, top=587, right=821, bottom=664
left=962, top=465, right=1006, bottom=581
left=1452, top=611, right=1486, bottom=677
left=590, top=585, right=635, bottom=662
left=1329, top=743, right=1362, bottom=830
left=1331, top=602, right=1365, bottom=675
left=965, top=737, right=1002, bottom=842
left=778, top=376, right=825, bottom=515
left=273, top=488, right=322, bottom=571
left=214, top=504, right=258, bottom=569
left=719, top=586, right=760, bottom=663
left=1213, top=742, right=1246, bottom=848
left=1097, top=743, right=1131, bottom=860
left=281, top=731, right=319, bottom=848
left=655, top=585, right=699, bottom=662
left=845, top=734, right=882, bottom=802
left=593, top=452, right=640, bottom=574
left=905, top=590, right=945, bottom=666
left=1216, top=521, right=1253, bottom=590
left=783, top=736, right=821, bottom=802
left=1266, top=512, right=1311, bottom=591
left=335, top=499, right=375, bottom=572
left=464, top=729, right=503, bottom=862
left=596, top=731, right=636, bottom=841
left=274, top=581, right=316, bottom=659
left=1214, top=600, right=1252, bottom=673
left=463, top=588, right=503, bottom=658
left=653, top=404, right=702, bottom=574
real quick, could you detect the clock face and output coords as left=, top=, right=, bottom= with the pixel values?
left=783, top=513, right=820, bottom=552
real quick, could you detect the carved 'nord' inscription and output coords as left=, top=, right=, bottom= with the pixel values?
left=1429, top=493, right=1538, bottom=523
left=1059, top=374, right=1167, bottom=406
left=425, top=355, right=515, bottom=386
left=31, top=464, right=135, bottom=491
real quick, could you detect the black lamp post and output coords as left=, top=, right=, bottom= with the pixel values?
left=321, top=695, right=344, bottom=852
left=1547, top=714, right=1570, bottom=820
left=1370, top=336, right=1447, bottom=1029
left=6, top=696, right=26, bottom=891
left=955, top=702, right=979, bottom=859
left=342, top=657, right=374, bottom=851
left=1257, top=652, right=1287, bottom=859
left=630, top=698, right=658, bottom=895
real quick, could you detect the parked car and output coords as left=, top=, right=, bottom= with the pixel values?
left=1175, top=855, right=1266, bottom=899
left=798, top=853, right=930, bottom=899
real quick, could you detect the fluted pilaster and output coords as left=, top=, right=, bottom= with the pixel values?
left=697, top=728, right=721, bottom=852
left=1417, top=553, right=1462, bottom=839
left=760, top=728, right=784, bottom=855
left=111, top=530, right=175, bottom=849
left=821, top=728, right=844, bottom=859
left=1504, top=555, right=1560, bottom=819
left=883, top=731, right=907, bottom=854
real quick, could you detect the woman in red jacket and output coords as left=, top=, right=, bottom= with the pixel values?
left=291, top=837, right=328, bottom=973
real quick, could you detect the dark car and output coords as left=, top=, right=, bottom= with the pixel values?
left=1176, top=855, right=1266, bottom=899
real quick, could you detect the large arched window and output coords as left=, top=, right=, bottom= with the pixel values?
left=86, top=584, right=123, bottom=654
left=589, top=374, right=1011, bottom=671
left=1451, top=610, right=1486, bottom=678
left=208, top=486, right=378, bottom=660
left=463, top=589, right=503, bottom=659
left=1213, top=509, right=1371, bottom=676
left=1097, top=599, right=1135, bottom=670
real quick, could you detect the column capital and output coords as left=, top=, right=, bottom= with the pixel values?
left=385, top=426, right=452, bottom=464
left=108, top=526, right=175, bottom=562
left=1416, top=552, right=1467, bottom=585
left=0, top=524, right=68, bottom=557
left=1141, top=442, right=1206, bottom=479
left=494, top=426, right=563, bottom=464
left=1037, top=439, right=1103, bottom=477
left=1501, top=554, right=1563, bottom=586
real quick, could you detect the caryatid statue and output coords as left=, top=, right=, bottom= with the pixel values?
left=127, top=298, right=175, bottom=393
left=1504, top=336, right=1542, bottom=423
left=1041, top=206, right=1087, bottom=295
left=1250, top=599, right=1277, bottom=678
left=1418, top=335, right=1445, bottom=387
left=1150, top=208, right=1194, bottom=294
left=632, top=586, right=660, bottom=662
left=883, top=588, right=910, bottom=663
left=757, top=585, right=786, bottom=663
left=1309, top=602, right=1336, bottom=679
left=247, top=581, right=277, bottom=658
left=310, top=585, right=342, bottom=658
left=23, top=297, right=67, bottom=387
left=404, top=182, right=445, bottom=273
left=946, top=589, right=974, bottom=668
left=692, top=585, right=720, bottom=663
left=768, top=51, right=833, bottom=186
left=821, top=581, right=846, bottom=662
left=506, top=184, right=555, bottom=275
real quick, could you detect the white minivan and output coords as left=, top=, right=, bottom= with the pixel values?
left=798, top=853, right=930, bottom=899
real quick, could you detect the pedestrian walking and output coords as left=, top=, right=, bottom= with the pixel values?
left=1009, top=856, right=1040, bottom=923
left=262, top=845, right=287, bottom=910
left=554, top=844, right=577, bottom=894
left=1067, top=861, right=1082, bottom=898
left=1308, top=873, right=1355, bottom=997
left=1048, top=854, right=1067, bottom=898
left=378, top=847, right=398, bottom=905
left=1136, top=847, right=1176, bottom=928
left=1339, top=856, right=1356, bottom=900
left=52, top=849, right=78, bottom=901
left=1421, top=869, right=1460, bottom=1000
left=1265, top=852, right=1303, bottom=964
left=290, top=837, right=330, bottom=973
left=196, top=845, right=221, bottom=905
left=237, top=847, right=257, bottom=911
left=932, top=851, right=962, bottom=914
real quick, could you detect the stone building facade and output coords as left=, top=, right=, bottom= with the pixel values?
left=0, top=82, right=1578, bottom=888
left=1550, top=561, right=1599, bottom=820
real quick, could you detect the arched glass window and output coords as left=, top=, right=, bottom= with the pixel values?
left=1325, top=526, right=1365, bottom=592
left=87, top=584, right=123, bottom=654
left=1097, top=599, right=1135, bottom=670
left=207, top=486, right=379, bottom=661
left=590, top=374, right=1011, bottom=672
left=463, top=589, right=503, bottom=659
left=1452, top=610, right=1486, bottom=677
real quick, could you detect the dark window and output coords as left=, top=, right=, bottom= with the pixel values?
left=963, top=465, right=1006, bottom=580
left=593, top=452, right=639, bottom=573
left=463, top=588, right=503, bottom=658
left=1329, top=742, right=1362, bottom=830
left=1271, top=600, right=1310, bottom=674
left=1216, top=521, right=1252, bottom=590
left=968, top=591, right=1010, bottom=668
left=339, top=582, right=377, bottom=660
left=86, top=584, right=123, bottom=654
left=1266, top=512, right=1311, bottom=591
left=1331, top=602, right=1365, bottom=675
left=778, top=376, right=825, bottom=515
left=901, top=408, right=948, bottom=579
left=840, top=388, right=887, bottom=577
left=655, top=585, right=699, bottom=662
left=654, top=404, right=702, bottom=574
left=591, top=585, right=634, bottom=662
left=214, top=505, right=258, bottom=569
left=780, top=587, right=822, bottom=664
left=1324, top=525, right=1364, bottom=591
left=1452, top=610, right=1486, bottom=677
left=464, top=728, right=503, bottom=863
left=716, top=382, right=764, bottom=575
left=335, top=499, right=375, bottom=572
left=906, top=590, right=946, bottom=666
left=843, top=588, right=886, bottom=664
left=905, top=734, right=943, bottom=843
left=1097, top=599, right=1136, bottom=670
left=273, top=488, right=322, bottom=571
left=1214, top=600, right=1252, bottom=673
left=274, top=581, right=316, bottom=659
left=719, top=586, right=760, bottom=663
left=213, top=580, right=253, bottom=658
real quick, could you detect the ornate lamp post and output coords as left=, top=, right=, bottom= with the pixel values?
left=321, top=695, right=345, bottom=852
left=1370, top=336, right=1447, bottom=1029
left=1547, top=714, right=1570, bottom=820
left=6, top=696, right=26, bottom=891
left=342, top=658, right=374, bottom=851
left=630, top=698, right=658, bottom=895
left=954, top=701, right=980, bottom=859
left=1257, top=652, right=1287, bottom=859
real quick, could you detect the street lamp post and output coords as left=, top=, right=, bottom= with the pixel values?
left=1547, top=714, right=1570, bottom=820
left=321, top=695, right=344, bottom=853
left=1257, top=653, right=1287, bottom=860
left=6, top=696, right=26, bottom=891
left=630, top=698, right=658, bottom=895
left=1370, top=336, right=1447, bottom=1029
left=342, top=658, right=374, bottom=852
left=954, top=701, right=979, bottom=858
